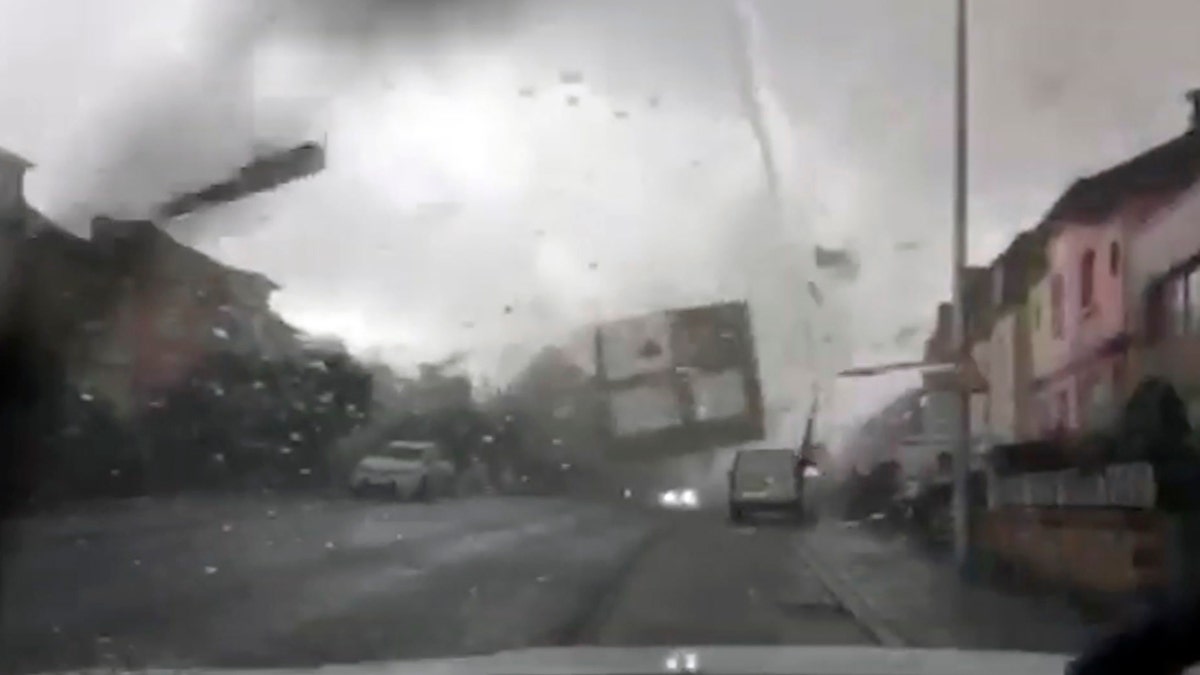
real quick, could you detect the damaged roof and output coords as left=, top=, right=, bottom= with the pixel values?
left=1042, top=129, right=1200, bottom=227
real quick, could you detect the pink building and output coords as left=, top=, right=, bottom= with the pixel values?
left=1032, top=96, right=1200, bottom=436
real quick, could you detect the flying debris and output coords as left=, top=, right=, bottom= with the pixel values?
left=647, top=95, right=661, bottom=108
left=559, top=70, right=584, bottom=85
left=807, top=281, right=823, bottom=305
left=894, top=326, right=920, bottom=345
left=895, top=241, right=920, bottom=252
left=613, top=110, right=629, bottom=120
left=517, top=86, right=536, bottom=98
left=158, top=143, right=325, bottom=220
left=813, top=245, right=859, bottom=281
left=565, top=95, right=580, bottom=107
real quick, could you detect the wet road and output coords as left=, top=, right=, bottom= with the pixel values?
left=1, top=496, right=873, bottom=673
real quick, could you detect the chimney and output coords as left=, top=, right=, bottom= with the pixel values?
left=0, top=146, right=33, bottom=226
left=1188, top=88, right=1200, bottom=131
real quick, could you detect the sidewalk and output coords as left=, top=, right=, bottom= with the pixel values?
left=797, top=521, right=1107, bottom=653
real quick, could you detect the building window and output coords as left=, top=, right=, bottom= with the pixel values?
left=1170, top=276, right=1187, bottom=337
left=1189, top=271, right=1200, bottom=335
left=1151, top=267, right=1200, bottom=340
left=1080, top=248, right=1096, bottom=309
left=1109, top=241, right=1120, bottom=276
left=1051, top=273, right=1064, bottom=337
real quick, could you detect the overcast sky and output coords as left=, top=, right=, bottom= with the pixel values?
left=3, top=0, right=1199, bottom=439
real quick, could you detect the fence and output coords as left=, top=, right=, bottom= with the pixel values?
left=978, top=453, right=1200, bottom=605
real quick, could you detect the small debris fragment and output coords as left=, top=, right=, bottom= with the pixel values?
left=559, top=70, right=583, bottom=85
left=221, top=524, right=233, bottom=533
left=204, top=565, right=219, bottom=575
left=565, top=95, right=579, bottom=107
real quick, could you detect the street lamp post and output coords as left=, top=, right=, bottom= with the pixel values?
left=949, top=0, right=973, bottom=573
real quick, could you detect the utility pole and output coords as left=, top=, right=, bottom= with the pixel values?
left=950, top=0, right=973, bottom=572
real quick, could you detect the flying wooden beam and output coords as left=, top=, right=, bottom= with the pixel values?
left=157, top=142, right=325, bottom=219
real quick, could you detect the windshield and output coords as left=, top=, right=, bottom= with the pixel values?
left=3, top=1, right=1198, bottom=672
left=381, top=445, right=429, bottom=462
left=735, top=450, right=794, bottom=474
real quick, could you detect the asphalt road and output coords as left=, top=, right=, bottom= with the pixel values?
left=1, top=496, right=873, bottom=674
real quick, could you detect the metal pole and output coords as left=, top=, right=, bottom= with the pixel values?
left=950, top=0, right=973, bottom=572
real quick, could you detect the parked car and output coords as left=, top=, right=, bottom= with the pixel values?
left=727, top=448, right=803, bottom=523
left=350, top=440, right=455, bottom=501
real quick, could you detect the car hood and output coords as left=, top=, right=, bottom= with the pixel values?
left=48, top=645, right=1072, bottom=675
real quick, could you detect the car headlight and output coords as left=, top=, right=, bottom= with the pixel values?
left=679, top=489, right=699, bottom=507
left=659, top=490, right=680, bottom=506
left=803, top=466, right=821, bottom=478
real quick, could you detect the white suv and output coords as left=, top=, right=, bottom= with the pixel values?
left=350, top=440, right=456, bottom=501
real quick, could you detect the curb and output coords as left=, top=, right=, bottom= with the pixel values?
left=794, top=534, right=906, bottom=647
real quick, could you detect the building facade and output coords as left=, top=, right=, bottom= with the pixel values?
left=1032, top=106, right=1200, bottom=436
left=1126, top=180, right=1200, bottom=422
